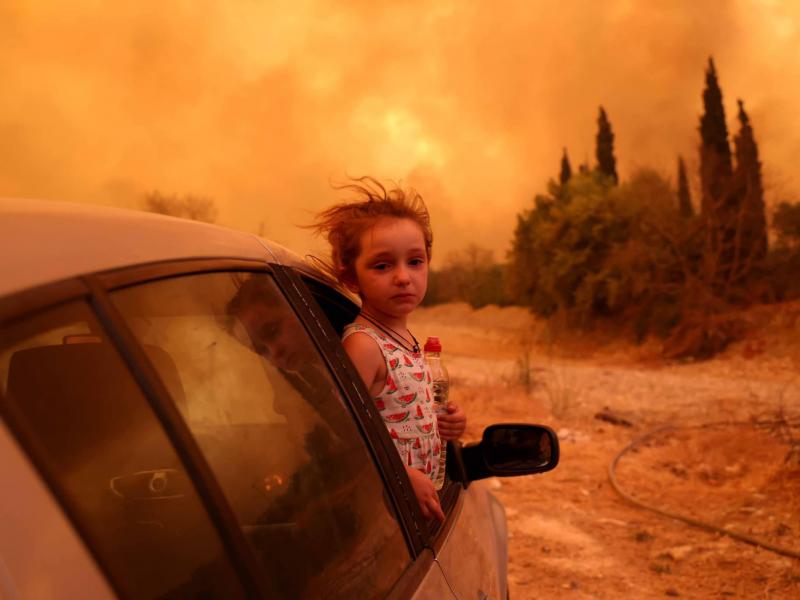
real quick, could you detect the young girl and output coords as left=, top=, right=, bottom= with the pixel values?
left=313, top=177, right=467, bottom=522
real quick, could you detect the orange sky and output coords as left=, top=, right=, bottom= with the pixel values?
left=2, top=0, right=799, bottom=263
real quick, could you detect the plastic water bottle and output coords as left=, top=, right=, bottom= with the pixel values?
left=424, top=336, right=448, bottom=490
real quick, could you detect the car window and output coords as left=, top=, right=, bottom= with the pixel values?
left=111, top=271, right=410, bottom=599
left=0, top=300, right=246, bottom=599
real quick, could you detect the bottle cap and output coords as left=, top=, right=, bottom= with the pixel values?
left=423, top=336, right=442, bottom=353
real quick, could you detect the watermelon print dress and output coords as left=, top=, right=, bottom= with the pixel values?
left=342, top=323, right=441, bottom=484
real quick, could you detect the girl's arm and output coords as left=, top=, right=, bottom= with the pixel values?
left=342, top=332, right=386, bottom=396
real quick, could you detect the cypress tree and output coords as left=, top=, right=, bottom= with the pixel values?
left=559, top=148, right=572, bottom=185
left=698, top=57, right=742, bottom=291
left=699, top=57, right=733, bottom=217
left=677, top=156, right=693, bottom=217
left=595, top=106, right=618, bottom=184
left=733, top=99, right=767, bottom=260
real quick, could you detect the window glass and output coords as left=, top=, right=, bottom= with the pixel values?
left=111, top=272, right=410, bottom=599
left=0, top=300, right=245, bottom=599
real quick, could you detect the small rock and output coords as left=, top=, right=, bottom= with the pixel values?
left=557, top=427, right=589, bottom=443
left=634, top=531, right=654, bottom=543
left=724, top=463, right=742, bottom=476
left=488, top=478, right=502, bottom=490
left=775, top=523, right=791, bottom=536
left=665, top=588, right=680, bottom=597
left=505, top=507, right=519, bottom=518
left=650, top=562, right=671, bottom=574
left=663, top=545, right=694, bottom=561
left=541, top=545, right=551, bottom=554
left=594, top=409, right=633, bottom=427
left=665, top=462, right=688, bottom=478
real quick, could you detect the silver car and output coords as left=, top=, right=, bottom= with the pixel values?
left=0, top=199, right=558, bottom=600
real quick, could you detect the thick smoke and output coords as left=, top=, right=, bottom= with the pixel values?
left=1, top=0, right=798, bottom=259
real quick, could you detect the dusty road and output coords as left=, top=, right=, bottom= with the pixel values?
left=412, top=303, right=800, bottom=599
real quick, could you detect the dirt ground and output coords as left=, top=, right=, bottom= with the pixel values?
left=411, top=303, right=800, bottom=599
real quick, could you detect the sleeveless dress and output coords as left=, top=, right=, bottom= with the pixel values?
left=342, top=323, right=441, bottom=483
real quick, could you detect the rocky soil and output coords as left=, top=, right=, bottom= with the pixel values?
left=412, top=302, right=800, bottom=599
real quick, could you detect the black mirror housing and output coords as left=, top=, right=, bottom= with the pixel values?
left=460, top=424, right=559, bottom=483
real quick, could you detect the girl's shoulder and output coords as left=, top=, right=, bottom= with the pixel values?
left=342, top=323, right=391, bottom=357
left=342, top=322, right=387, bottom=343
left=342, top=323, right=416, bottom=359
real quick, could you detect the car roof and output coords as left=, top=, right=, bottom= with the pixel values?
left=0, top=197, right=323, bottom=297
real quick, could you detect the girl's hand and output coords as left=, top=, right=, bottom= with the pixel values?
left=437, top=403, right=466, bottom=441
left=405, top=466, right=445, bottom=522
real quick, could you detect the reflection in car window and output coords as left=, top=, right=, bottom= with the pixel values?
left=0, top=300, right=246, bottom=599
left=112, top=272, right=410, bottom=599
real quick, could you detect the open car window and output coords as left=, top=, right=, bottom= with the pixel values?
left=111, top=271, right=410, bottom=599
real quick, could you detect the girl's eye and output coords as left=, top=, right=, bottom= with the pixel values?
left=409, top=258, right=425, bottom=267
left=371, top=263, right=389, bottom=271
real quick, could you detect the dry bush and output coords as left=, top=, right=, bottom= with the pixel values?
left=661, top=312, right=747, bottom=361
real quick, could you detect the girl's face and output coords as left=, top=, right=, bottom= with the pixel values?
left=351, top=218, right=428, bottom=322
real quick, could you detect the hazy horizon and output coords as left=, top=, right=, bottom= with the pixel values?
left=2, top=0, right=799, bottom=264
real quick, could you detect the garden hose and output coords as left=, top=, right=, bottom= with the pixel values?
left=608, top=422, right=800, bottom=561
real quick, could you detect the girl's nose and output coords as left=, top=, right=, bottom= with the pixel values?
left=394, top=266, right=411, bottom=285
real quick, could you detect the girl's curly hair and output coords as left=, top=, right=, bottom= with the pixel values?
left=310, top=176, right=433, bottom=287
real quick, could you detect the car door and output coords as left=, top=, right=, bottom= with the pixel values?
left=0, top=260, right=456, bottom=599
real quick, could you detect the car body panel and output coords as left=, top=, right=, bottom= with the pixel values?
left=408, top=559, right=456, bottom=599
left=0, top=420, right=116, bottom=600
left=435, top=481, right=507, bottom=600
left=0, top=198, right=314, bottom=297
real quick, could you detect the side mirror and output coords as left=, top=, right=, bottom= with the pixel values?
left=460, top=424, right=559, bottom=483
